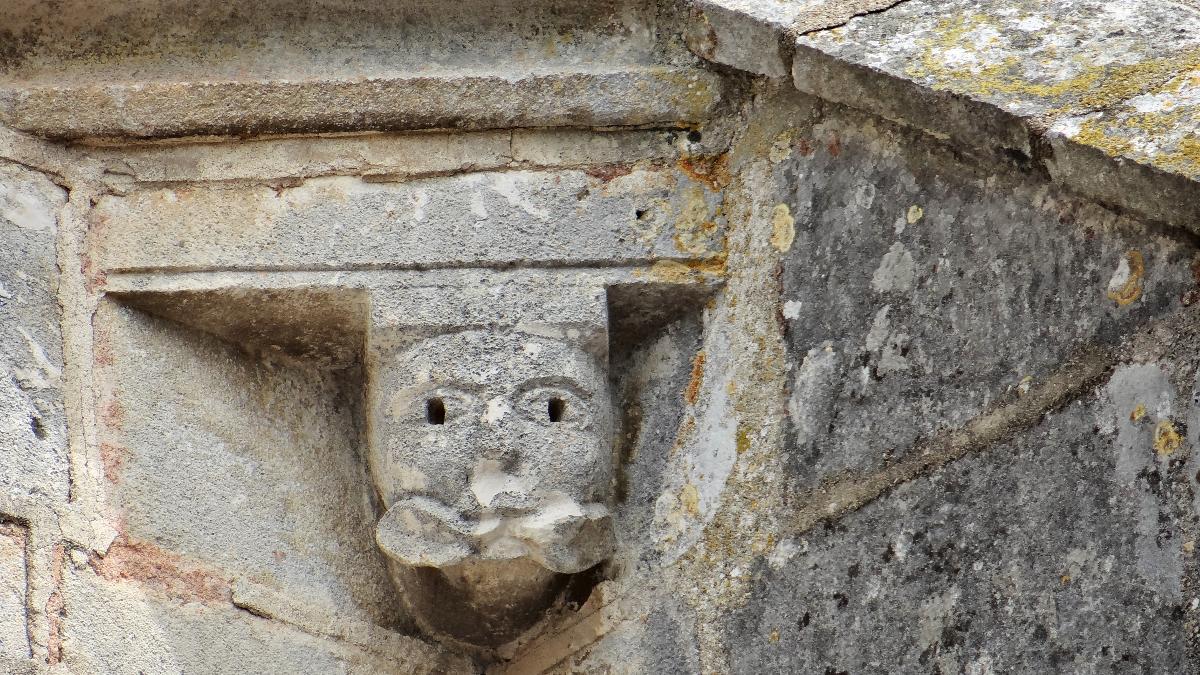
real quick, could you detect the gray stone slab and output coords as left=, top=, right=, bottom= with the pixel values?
left=724, top=365, right=1191, bottom=673
left=0, top=0, right=724, bottom=140
left=62, top=565, right=472, bottom=674
left=91, top=168, right=726, bottom=273
left=793, top=0, right=1200, bottom=233
left=0, top=523, right=30, bottom=659
left=93, top=300, right=403, bottom=629
left=1, top=69, right=726, bottom=141
left=776, top=106, right=1198, bottom=492
left=0, top=161, right=68, bottom=503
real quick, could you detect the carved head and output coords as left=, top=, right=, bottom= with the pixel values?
left=369, top=329, right=614, bottom=577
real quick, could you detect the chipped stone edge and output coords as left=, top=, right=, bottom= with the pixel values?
left=684, top=0, right=1200, bottom=236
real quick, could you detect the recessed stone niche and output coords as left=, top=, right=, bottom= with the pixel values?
left=97, top=272, right=712, bottom=660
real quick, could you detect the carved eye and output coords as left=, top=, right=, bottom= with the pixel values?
left=516, top=386, right=589, bottom=428
left=414, top=388, right=473, bottom=425
left=426, top=398, right=446, bottom=425
left=547, top=397, right=566, bottom=423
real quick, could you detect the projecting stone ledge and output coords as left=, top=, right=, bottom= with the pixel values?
left=0, top=68, right=725, bottom=141
left=787, top=0, right=1200, bottom=235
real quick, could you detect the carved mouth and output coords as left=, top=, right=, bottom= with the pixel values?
left=375, top=495, right=613, bottom=573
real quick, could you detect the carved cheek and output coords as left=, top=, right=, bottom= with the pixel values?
left=521, top=429, right=608, bottom=498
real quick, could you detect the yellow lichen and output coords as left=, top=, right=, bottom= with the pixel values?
left=1130, top=403, right=1147, bottom=422
left=636, top=257, right=726, bottom=284
left=769, top=203, right=795, bottom=253
left=906, top=205, right=924, bottom=224
left=1074, top=118, right=1135, bottom=159
left=1154, top=420, right=1181, bottom=456
left=736, top=424, right=753, bottom=455
left=680, top=483, right=700, bottom=516
left=1106, top=250, right=1144, bottom=307
left=768, top=131, right=793, bottom=163
left=1156, top=134, right=1200, bottom=176
left=905, top=12, right=1200, bottom=117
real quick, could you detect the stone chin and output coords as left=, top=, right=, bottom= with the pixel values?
left=375, top=495, right=615, bottom=648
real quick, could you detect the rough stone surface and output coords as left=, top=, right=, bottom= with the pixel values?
left=6, top=1, right=1200, bottom=673
left=726, top=382, right=1192, bottom=673
left=0, top=523, right=30, bottom=660
left=0, top=0, right=727, bottom=140
left=776, top=104, right=1198, bottom=492
left=91, top=167, right=726, bottom=273
left=0, top=162, right=68, bottom=503
left=793, top=0, right=1200, bottom=233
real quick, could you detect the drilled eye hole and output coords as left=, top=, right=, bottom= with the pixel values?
left=426, top=398, right=446, bottom=425
left=547, top=397, right=566, bottom=423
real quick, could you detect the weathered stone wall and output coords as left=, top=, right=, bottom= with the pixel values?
left=5, top=1, right=1200, bottom=673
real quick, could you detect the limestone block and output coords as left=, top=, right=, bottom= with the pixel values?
left=793, top=0, right=1200, bottom=233
left=724, top=370, right=1190, bottom=672
left=61, top=564, right=471, bottom=674
left=92, top=300, right=402, bottom=628
left=0, top=161, right=68, bottom=503
left=0, top=523, right=29, bottom=660
left=0, top=0, right=723, bottom=139
left=91, top=169, right=726, bottom=273
left=776, top=107, right=1198, bottom=492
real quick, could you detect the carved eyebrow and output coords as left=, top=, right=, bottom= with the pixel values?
left=514, top=377, right=594, bottom=399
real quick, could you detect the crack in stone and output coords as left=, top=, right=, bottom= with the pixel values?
left=792, top=0, right=914, bottom=38
left=787, top=341, right=1117, bottom=537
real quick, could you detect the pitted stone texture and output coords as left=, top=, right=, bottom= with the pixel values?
left=777, top=108, right=1198, bottom=492
left=93, top=301, right=402, bottom=628
left=725, top=373, right=1191, bottom=673
left=0, top=161, right=68, bottom=503
left=793, top=0, right=1200, bottom=232
left=370, top=329, right=614, bottom=574
left=91, top=169, right=726, bottom=273
left=0, top=523, right=30, bottom=659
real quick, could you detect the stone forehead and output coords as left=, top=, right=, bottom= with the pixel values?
left=394, top=330, right=606, bottom=385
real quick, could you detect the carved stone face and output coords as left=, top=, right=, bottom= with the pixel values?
left=369, top=329, right=614, bottom=576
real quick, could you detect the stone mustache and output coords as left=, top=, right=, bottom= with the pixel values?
left=366, top=282, right=614, bottom=648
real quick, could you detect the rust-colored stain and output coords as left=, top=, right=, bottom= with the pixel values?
left=584, top=163, right=635, bottom=183
left=80, top=253, right=107, bottom=295
left=827, top=133, right=842, bottom=157
left=685, top=351, right=706, bottom=404
left=1154, top=420, right=1181, bottom=456
left=100, top=399, right=125, bottom=430
left=677, top=153, right=731, bottom=191
left=795, top=136, right=814, bottom=157
left=636, top=257, right=726, bottom=284
left=46, top=543, right=65, bottom=666
left=91, top=537, right=232, bottom=605
left=93, top=329, right=116, bottom=367
left=1107, top=249, right=1144, bottom=306
left=100, top=442, right=128, bottom=483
